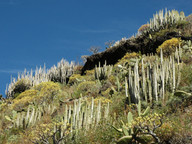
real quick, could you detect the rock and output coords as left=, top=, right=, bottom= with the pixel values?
left=82, top=31, right=192, bottom=74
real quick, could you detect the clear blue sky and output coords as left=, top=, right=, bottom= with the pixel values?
left=0, top=0, right=192, bottom=96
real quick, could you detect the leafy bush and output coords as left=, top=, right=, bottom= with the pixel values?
left=179, top=64, right=192, bottom=88
left=75, top=81, right=101, bottom=97
left=12, top=95, right=34, bottom=111
left=35, top=82, right=61, bottom=102
left=11, top=89, right=38, bottom=111
left=16, top=89, right=38, bottom=100
left=48, top=59, right=75, bottom=84
left=156, top=38, right=181, bottom=56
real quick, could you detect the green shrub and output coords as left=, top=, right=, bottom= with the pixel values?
left=12, top=95, right=34, bottom=111
left=35, top=81, right=61, bottom=102
left=75, top=81, right=101, bottom=98
left=12, top=89, right=38, bottom=111
left=179, top=64, right=192, bottom=88
left=16, top=89, right=38, bottom=100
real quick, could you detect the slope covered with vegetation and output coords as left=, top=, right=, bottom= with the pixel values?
left=0, top=9, right=192, bottom=144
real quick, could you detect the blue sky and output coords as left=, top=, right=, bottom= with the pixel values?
left=0, top=0, right=192, bottom=96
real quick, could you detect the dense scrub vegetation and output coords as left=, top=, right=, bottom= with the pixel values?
left=0, top=9, right=192, bottom=144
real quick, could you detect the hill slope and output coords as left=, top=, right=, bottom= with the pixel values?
left=0, top=9, right=192, bottom=144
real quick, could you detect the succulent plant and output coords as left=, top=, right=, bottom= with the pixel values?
left=95, top=61, right=113, bottom=81
left=6, top=59, right=76, bottom=98
left=112, top=101, right=151, bottom=144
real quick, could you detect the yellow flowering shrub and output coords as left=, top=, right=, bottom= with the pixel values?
left=34, top=82, right=60, bottom=103
left=15, top=89, right=38, bottom=100
left=11, top=89, right=38, bottom=111
left=75, top=81, right=101, bottom=97
left=12, top=96, right=33, bottom=111
left=157, top=38, right=181, bottom=56
left=10, top=90, right=36, bottom=110
left=35, top=82, right=60, bottom=96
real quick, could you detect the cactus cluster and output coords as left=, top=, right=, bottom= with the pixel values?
left=6, top=59, right=76, bottom=98
left=5, top=97, right=110, bottom=139
left=147, top=9, right=185, bottom=33
left=5, top=103, right=57, bottom=129
left=61, top=97, right=110, bottom=135
left=48, top=59, right=75, bottom=83
left=108, top=9, right=185, bottom=49
left=95, top=61, right=113, bottom=81
left=123, top=46, right=183, bottom=104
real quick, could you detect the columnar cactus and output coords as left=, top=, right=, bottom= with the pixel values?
left=146, top=9, right=185, bottom=33
left=6, top=59, right=76, bottom=98
left=121, top=47, right=183, bottom=104
left=94, top=61, right=113, bottom=81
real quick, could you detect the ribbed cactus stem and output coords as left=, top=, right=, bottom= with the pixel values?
left=160, top=48, right=163, bottom=64
left=153, top=66, right=158, bottom=101
left=172, top=58, right=176, bottom=93
left=125, top=77, right=128, bottom=98
left=142, top=58, right=147, bottom=102
left=29, top=107, right=35, bottom=126
left=16, top=113, right=20, bottom=128
left=91, top=97, right=94, bottom=121
left=33, top=109, right=38, bottom=125
left=148, top=79, right=152, bottom=104
left=116, top=77, right=120, bottom=92
left=176, top=63, right=182, bottom=88
left=64, top=105, right=68, bottom=128
left=96, top=99, right=101, bottom=125
left=25, top=107, right=30, bottom=126
left=73, top=100, right=77, bottom=129
left=104, top=102, right=110, bottom=120
left=125, top=77, right=131, bottom=104
left=134, top=60, right=140, bottom=103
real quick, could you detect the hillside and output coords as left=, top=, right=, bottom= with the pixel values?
left=0, top=9, right=192, bottom=144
